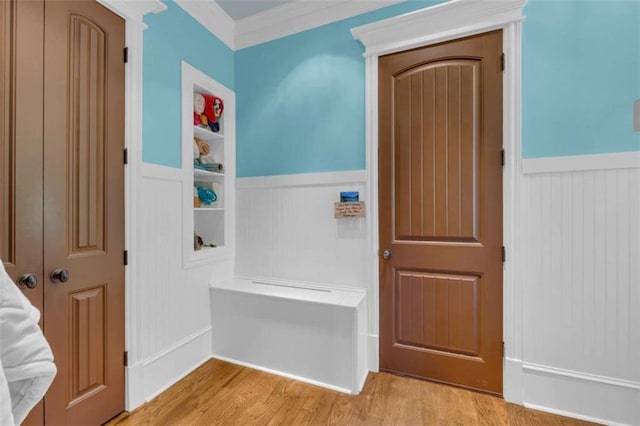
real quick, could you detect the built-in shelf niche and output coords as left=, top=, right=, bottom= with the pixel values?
left=181, top=61, right=235, bottom=268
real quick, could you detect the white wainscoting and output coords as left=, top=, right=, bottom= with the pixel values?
left=514, top=164, right=640, bottom=425
left=236, top=171, right=368, bottom=289
left=127, top=164, right=232, bottom=408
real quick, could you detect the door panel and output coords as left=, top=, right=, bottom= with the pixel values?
left=1, top=1, right=45, bottom=423
left=43, top=1, right=125, bottom=424
left=379, top=30, right=503, bottom=394
left=69, top=13, right=108, bottom=255
left=394, top=61, right=480, bottom=242
left=395, top=271, right=479, bottom=355
left=0, top=0, right=44, bottom=313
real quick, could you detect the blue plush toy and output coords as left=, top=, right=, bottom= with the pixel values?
left=197, top=186, right=217, bottom=205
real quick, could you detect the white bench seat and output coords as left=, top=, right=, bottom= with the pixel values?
left=210, top=278, right=367, bottom=394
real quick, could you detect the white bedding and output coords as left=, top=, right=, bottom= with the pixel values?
left=0, top=262, right=56, bottom=425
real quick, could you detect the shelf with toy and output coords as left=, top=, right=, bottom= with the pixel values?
left=182, top=61, right=235, bottom=268
left=193, top=90, right=224, bottom=134
left=194, top=207, right=224, bottom=212
left=193, top=125, right=224, bottom=141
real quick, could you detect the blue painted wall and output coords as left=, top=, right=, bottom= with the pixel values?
left=143, top=1, right=234, bottom=167
left=235, top=1, right=443, bottom=177
left=523, top=0, right=640, bottom=158
left=236, top=0, right=640, bottom=176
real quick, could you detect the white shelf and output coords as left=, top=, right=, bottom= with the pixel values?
left=182, top=61, right=235, bottom=269
left=194, top=168, right=224, bottom=180
left=194, top=125, right=224, bottom=141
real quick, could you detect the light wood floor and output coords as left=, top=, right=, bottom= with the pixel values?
left=107, top=359, right=596, bottom=426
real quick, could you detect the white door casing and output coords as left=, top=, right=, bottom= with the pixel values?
left=351, top=0, right=527, bottom=402
left=94, top=0, right=166, bottom=410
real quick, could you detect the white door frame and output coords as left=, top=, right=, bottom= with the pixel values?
left=351, top=0, right=526, bottom=402
left=94, top=0, right=166, bottom=410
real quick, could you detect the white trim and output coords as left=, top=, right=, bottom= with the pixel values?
left=352, top=0, right=526, bottom=399
left=522, top=363, right=640, bottom=391
left=128, top=327, right=212, bottom=405
left=141, top=162, right=183, bottom=181
left=351, top=0, right=526, bottom=57
left=234, top=0, right=406, bottom=50
left=236, top=170, right=367, bottom=190
left=522, top=151, right=640, bottom=174
left=211, top=354, right=355, bottom=395
left=504, top=357, right=524, bottom=404
left=174, top=0, right=235, bottom=50
left=367, top=334, right=379, bottom=373
left=522, top=404, right=630, bottom=426
left=364, top=54, right=380, bottom=371
left=97, top=0, right=166, bottom=29
left=519, top=360, right=640, bottom=425
left=93, top=0, right=167, bottom=412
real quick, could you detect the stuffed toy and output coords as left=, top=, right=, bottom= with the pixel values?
left=194, top=137, right=210, bottom=157
left=194, top=93, right=206, bottom=127
left=201, top=94, right=224, bottom=133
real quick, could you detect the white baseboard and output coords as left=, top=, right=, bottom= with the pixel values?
left=125, top=362, right=145, bottom=411
left=504, top=357, right=524, bottom=404
left=358, top=369, right=370, bottom=394
left=367, top=334, right=379, bottom=372
left=510, top=360, right=640, bottom=426
left=126, top=327, right=213, bottom=411
left=211, top=354, right=354, bottom=395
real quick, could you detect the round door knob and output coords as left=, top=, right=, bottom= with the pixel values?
left=18, top=274, right=38, bottom=289
left=50, top=268, right=70, bottom=284
left=382, top=249, right=392, bottom=260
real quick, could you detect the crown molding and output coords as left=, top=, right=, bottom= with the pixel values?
left=175, top=0, right=236, bottom=50
left=234, top=0, right=406, bottom=50
left=98, top=0, right=167, bottom=28
left=351, top=0, right=526, bottom=56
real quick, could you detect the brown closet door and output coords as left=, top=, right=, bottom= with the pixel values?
left=1, top=1, right=45, bottom=423
left=1, top=0, right=44, bottom=311
left=378, top=30, right=504, bottom=394
left=43, top=1, right=126, bottom=424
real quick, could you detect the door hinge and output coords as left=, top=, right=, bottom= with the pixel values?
left=124, top=148, right=128, bottom=165
left=124, top=250, right=128, bottom=266
left=124, top=351, right=129, bottom=367
left=501, top=52, right=505, bottom=71
left=124, top=47, right=129, bottom=63
left=502, top=342, right=505, bottom=357
left=501, top=149, right=505, bottom=166
left=502, top=246, right=506, bottom=263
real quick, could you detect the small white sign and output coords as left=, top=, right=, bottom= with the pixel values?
left=334, top=202, right=365, bottom=218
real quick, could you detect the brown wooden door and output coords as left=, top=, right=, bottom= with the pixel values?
left=1, top=0, right=45, bottom=313
left=43, top=1, right=126, bottom=424
left=378, top=30, right=504, bottom=395
left=1, top=1, right=46, bottom=423
left=1, top=0, right=126, bottom=424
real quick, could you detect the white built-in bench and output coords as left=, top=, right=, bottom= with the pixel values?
left=210, top=278, right=367, bottom=394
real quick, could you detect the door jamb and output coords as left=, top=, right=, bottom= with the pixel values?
left=351, top=0, right=526, bottom=403
left=92, top=0, right=166, bottom=411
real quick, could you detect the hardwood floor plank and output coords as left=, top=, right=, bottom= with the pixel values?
left=106, top=359, right=598, bottom=426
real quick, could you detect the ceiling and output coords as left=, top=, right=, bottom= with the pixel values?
left=216, top=0, right=292, bottom=20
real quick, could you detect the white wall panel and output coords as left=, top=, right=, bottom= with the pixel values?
left=236, top=172, right=368, bottom=289
left=129, top=165, right=232, bottom=405
left=519, top=167, right=640, bottom=383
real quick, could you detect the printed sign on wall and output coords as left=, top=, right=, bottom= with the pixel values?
left=334, top=202, right=365, bottom=218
